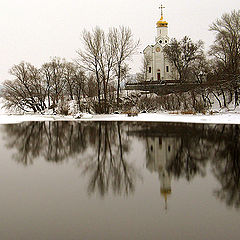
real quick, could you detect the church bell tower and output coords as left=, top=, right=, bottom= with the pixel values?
left=156, top=4, right=169, bottom=44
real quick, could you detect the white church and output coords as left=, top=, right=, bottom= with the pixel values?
left=143, top=5, right=178, bottom=81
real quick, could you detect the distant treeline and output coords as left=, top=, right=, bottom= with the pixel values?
left=2, top=26, right=139, bottom=114
left=1, top=10, right=240, bottom=114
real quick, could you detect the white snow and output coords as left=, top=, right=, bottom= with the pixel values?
left=0, top=97, right=240, bottom=125
left=0, top=112, right=239, bottom=125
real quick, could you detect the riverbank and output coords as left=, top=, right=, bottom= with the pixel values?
left=1, top=96, right=240, bottom=125
left=0, top=111, right=240, bottom=125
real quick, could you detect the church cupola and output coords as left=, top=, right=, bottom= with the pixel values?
left=156, top=4, right=168, bottom=39
left=156, top=18, right=168, bottom=28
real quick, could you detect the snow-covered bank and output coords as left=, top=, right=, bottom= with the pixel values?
left=1, top=97, right=240, bottom=124
left=0, top=112, right=240, bottom=125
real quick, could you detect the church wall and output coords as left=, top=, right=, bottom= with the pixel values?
left=144, top=47, right=154, bottom=81
left=154, top=50, right=164, bottom=80
left=144, top=46, right=178, bottom=81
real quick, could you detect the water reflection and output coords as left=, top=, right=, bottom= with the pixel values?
left=3, top=122, right=89, bottom=164
left=131, top=123, right=240, bottom=209
left=145, top=136, right=179, bottom=209
left=212, top=125, right=240, bottom=209
left=81, top=122, right=139, bottom=196
left=2, top=121, right=240, bottom=208
left=3, top=122, right=140, bottom=197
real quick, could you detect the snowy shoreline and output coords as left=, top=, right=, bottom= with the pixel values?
left=1, top=97, right=240, bottom=125
left=0, top=112, right=240, bottom=125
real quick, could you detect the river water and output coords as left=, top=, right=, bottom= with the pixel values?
left=0, top=121, right=239, bottom=240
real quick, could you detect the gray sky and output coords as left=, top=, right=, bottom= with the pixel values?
left=0, top=0, right=239, bottom=83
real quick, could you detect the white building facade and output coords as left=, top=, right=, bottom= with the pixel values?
left=143, top=7, right=178, bottom=81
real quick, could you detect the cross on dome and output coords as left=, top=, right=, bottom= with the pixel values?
left=156, top=4, right=168, bottom=28
left=159, top=4, right=165, bottom=20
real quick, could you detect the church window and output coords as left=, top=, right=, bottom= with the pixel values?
left=166, top=66, right=169, bottom=72
left=165, top=40, right=168, bottom=43
left=159, top=137, right=162, bottom=145
left=168, top=146, right=171, bottom=152
left=150, top=145, right=153, bottom=152
left=149, top=67, right=151, bottom=73
left=159, top=40, right=163, bottom=44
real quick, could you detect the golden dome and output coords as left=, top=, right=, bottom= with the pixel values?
left=157, top=4, right=168, bottom=28
left=156, top=16, right=168, bottom=28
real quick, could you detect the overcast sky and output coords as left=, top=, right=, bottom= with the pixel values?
left=0, top=0, right=239, bottom=83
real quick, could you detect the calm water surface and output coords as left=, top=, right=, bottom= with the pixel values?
left=0, top=121, right=239, bottom=240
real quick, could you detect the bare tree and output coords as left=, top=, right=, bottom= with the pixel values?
left=141, top=54, right=152, bottom=81
left=41, top=57, right=66, bottom=111
left=77, top=27, right=106, bottom=112
left=188, top=55, right=209, bottom=83
left=163, top=36, right=204, bottom=82
left=110, top=26, right=139, bottom=108
left=63, top=61, right=77, bottom=101
left=209, top=10, right=240, bottom=106
left=3, top=62, right=46, bottom=112
left=100, top=29, right=116, bottom=113
left=71, top=65, right=86, bottom=111
left=77, top=26, right=139, bottom=113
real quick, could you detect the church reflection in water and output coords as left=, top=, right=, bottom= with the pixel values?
left=146, top=136, right=180, bottom=209
left=1, top=121, right=240, bottom=209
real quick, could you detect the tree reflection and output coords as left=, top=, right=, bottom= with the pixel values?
left=82, top=122, right=139, bottom=197
left=130, top=122, right=240, bottom=209
left=3, top=121, right=140, bottom=197
left=42, top=122, right=88, bottom=162
left=4, top=122, right=46, bottom=165
left=131, top=123, right=210, bottom=181
left=3, top=121, right=89, bottom=164
left=212, top=125, right=240, bottom=209
left=2, top=121, right=240, bottom=206
left=167, top=130, right=210, bottom=181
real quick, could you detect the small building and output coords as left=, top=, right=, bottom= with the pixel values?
left=143, top=5, right=178, bottom=81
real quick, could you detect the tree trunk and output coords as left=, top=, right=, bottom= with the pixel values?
left=117, top=64, right=121, bottom=109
